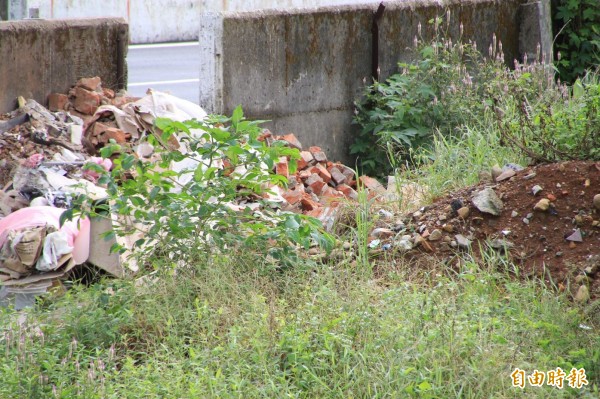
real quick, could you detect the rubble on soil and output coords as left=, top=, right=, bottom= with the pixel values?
left=4, top=77, right=598, bottom=308
left=0, top=77, right=386, bottom=306
left=352, top=161, right=600, bottom=303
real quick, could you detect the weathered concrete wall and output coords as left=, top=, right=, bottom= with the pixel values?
left=23, top=0, right=383, bottom=43
left=0, top=18, right=128, bottom=113
left=200, top=0, right=550, bottom=164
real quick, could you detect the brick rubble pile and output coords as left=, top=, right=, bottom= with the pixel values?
left=261, top=131, right=385, bottom=223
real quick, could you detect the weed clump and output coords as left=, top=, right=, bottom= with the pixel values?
left=352, top=15, right=600, bottom=178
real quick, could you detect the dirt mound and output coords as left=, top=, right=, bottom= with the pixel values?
left=396, top=161, right=600, bottom=300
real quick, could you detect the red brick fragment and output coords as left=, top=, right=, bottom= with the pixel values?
left=71, top=87, right=101, bottom=115
left=313, top=163, right=332, bottom=183
left=306, top=208, right=323, bottom=218
left=305, top=173, right=324, bottom=186
left=309, top=146, right=328, bottom=163
left=338, top=164, right=356, bottom=181
left=336, top=184, right=358, bottom=200
left=102, top=88, right=115, bottom=99
left=257, top=129, right=273, bottom=142
left=298, top=151, right=315, bottom=170
left=328, top=166, right=346, bottom=186
left=101, top=128, right=129, bottom=144
left=297, top=158, right=307, bottom=171
left=275, top=157, right=289, bottom=178
left=358, top=176, right=385, bottom=193
left=320, top=186, right=344, bottom=206
left=77, top=76, right=102, bottom=92
left=281, top=133, right=303, bottom=150
left=282, top=186, right=305, bottom=205
left=48, top=93, right=69, bottom=112
left=305, top=174, right=325, bottom=195
left=313, top=151, right=327, bottom=163
left=300, top=195, right=321, bottom=212
left=298, top=170, right=312, bottom=180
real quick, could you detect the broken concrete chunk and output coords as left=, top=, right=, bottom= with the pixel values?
left=594, top=194, right=600, bottom=210
left=457, top=206, right=470, bottom=219
left=491, top=164, right=503, bottom=181
left=533, top=198, right=550, bottom=212
left=495, top=169, right=515, bottom=181
left=428, top=229, right=443, bottom=241
left=566, top=229, right=583, bottom=242
left=488, top=239, right=514, bottom=251
left=532, top=185, right=543, bottom=196
left=471, top=187, right=503, bottom=216
left=575, top=285, right=590, bottom=303
left=455, top=234, right=471, bottom=249
left=371, top=228, right=395, bottom=239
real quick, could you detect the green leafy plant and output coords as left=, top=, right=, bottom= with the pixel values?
left=352, top=17, right=505, bottom=178
left=353, top=13, right=600, bottom=178
left=70, top=106, right=334, bottom=270
left=493, top=65, right=600, bottom=163
left=553, top=0, right=600, bottom=83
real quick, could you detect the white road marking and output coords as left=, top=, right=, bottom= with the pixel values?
left=129, top=41, right=199, bottom=50
left=128, top=78, right=200, bottom=87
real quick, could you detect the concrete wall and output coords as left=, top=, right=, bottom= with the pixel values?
left=200, top=0, right=549, bottom=164
left=22, top=0, right=382, bottom=43
left=0, top=18, right=128, bottom=113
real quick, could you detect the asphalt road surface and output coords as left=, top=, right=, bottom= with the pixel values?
left=127, top=42, right=200, bottom=104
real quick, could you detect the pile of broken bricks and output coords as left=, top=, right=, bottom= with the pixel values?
left=263, top=132, right=386, bottom=224
left=1, top=76, right=395, bottom=306
left=47, top=76, right=140, bottom=152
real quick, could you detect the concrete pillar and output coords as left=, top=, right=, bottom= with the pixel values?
left=199, top=12, right=224, bottom=114
left=7, top=0, right=27, bottom=19
left=519, top=0, right=553, bottom=63
left=0, top=0, right=7, bottom=20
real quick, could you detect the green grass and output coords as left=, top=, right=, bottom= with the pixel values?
left=0, top=251, right=598, bottom=398
left=391, top=124, right=529, bottom=206
left=1, top=108, right=598, bottom=398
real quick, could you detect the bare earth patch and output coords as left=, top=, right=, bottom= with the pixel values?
left=387, top=161, right=600, bottom=300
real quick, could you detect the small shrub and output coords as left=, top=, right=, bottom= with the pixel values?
left=494, top=68, right=600, bottom=163
left=352, top=18, right=506, bottom=178
left=353, top=14, right=600, bottom=178
left=70, top=107, right=333, bottom=271
left=553, top=0, right=600, bottom=83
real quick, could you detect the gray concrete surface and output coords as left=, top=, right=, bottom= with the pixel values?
left=519, top=0, right=552, bottom=63
left=0, top=18, right=128, bottom=113
left=24, top=0, right=385, bottom=44
left=200, top=0, right=547, bottom=164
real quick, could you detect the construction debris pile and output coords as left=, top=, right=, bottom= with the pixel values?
left=0, top=77, right=387, bottom=307
left=261, top=132, right=387, bottom=230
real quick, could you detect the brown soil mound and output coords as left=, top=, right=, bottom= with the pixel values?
left=398, top=161, right=600, bottom=300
